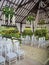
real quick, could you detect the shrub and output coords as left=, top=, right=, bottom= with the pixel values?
left=34, top=28, right=47, bottom=37
left=38, top=19, right=45, bottom=25
left=0, top=27, right=20, bottom=38
left=45, top=33, right=49, bottom=40
left=22, top=28, right=33, bottom=37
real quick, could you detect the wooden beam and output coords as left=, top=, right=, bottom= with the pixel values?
left=15, top=21, right=26, bottom=24
left=0, top=0, right=5, bottom=9
left=15, top=0, right=24, bottom=11
left=20, top=0, right=39, bottom=23
left=0, top=0, right=8, bottom=18
left=22, top=7, right=30, bottom=11
left=0, top=0, right=5, bottom=18
left=0, top=18, right=2, bottom=20
left=20, top=0, right=34, bottom=7
left=15, top=13, right=24, bottom=17
left=5, top=0, right=18, bottom=6
left=20, top=23, right=22, bottom=33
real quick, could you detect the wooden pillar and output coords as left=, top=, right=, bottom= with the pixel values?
left=34, top=0, right=41, bottom=31
left=20, top=23, right=22, bottom=34
left=8, top=14, right=10, bottom=25
left=34, top=10, right=40, bottom=31
left=8, top=8, right=10, bottom=25
left=31, top=21, right=33, bottom=32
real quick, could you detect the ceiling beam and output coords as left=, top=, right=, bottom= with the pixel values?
left=22, top=7, right=30, bottom=11
left=0, top=0, right=8, bottom=18
left=0, top=0, right=5, bottom=18
left=0, top=0, right=5, bottom=9
left=5, top=0, right=18, bottom=6
left=15, top=21, right=26, bottom=24
left=15, top=0, right=24, bottom=11
left=20, top=0, right=34, bottom=7
left=20, top=0, right=39, bottom=23
left=15, top=13, right=24, bottom=17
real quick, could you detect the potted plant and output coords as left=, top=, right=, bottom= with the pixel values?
left=2, top=6, right=14, bottom=25
left=34, top=28, right=47, bottom=39
left=26, top=15, right=35, bottom=32
left=2, top=6, right=9, bottom=25
left=22, top=27, right=33, bottom=44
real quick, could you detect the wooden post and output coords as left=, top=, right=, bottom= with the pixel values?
left=20, top=23, right=22, bottom=34
left=34, top=10, right=40, bottom=31
left=8, top=14, right=10, bottom=25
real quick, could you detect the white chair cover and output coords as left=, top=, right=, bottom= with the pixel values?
left=25, top=36, right=30, bottom=44
left=38, top=37, right=46, bottom=48
left=31, top=35, right=38, bottom=46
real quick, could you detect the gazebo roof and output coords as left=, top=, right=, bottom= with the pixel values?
left=0, top=0, right=49, bottom=24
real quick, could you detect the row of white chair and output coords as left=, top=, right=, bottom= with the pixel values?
left=0, top=37, right=25, bottom=65
left=21, top=35, right=48, bottom=48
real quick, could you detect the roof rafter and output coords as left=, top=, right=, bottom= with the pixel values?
left=15, top=0, right=24, bottom=11
left=20, top=0, right=34, bottom=7
left=20, top=0, right=39, bottom=23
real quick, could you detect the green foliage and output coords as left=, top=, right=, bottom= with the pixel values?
left=34, top=28, right=47, bottom=37
left=2, top=6, right=10, bottom=18
left=38, top=19, right=45, bottom=25
left=2, top=6, right=14, bottom=19
left=22, top=28, right=33, bottom=37
left=9, top=7, right=14, bottom=19
left=45, top=33, right=49, bottom=40
left=0, top=27, right=20, bottom=38
left=26, top=15, right=35, bottom=23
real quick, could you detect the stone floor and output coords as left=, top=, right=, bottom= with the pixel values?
left=6, top=58, right=43, bottom=65
left=5, top=45, right=49, bottom=65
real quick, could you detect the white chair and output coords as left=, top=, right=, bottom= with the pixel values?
left=5, top=42, right=17, bottom=65
left=3, top=37, right=7, bottom=41
left=31, top=35, right=35, bottom=46
left=41, top=37, right=46, bottom=48
left=14, top=41, right=25, bottom=60
left=0, top=40, right=7, bottom=56
left=0, top=36, right=2, bottom=40
left=31, top=35, right=38, bottom=46
left=0, top=44, right=5, bottom=65
left=38, top=37, right=46, bottom=48
left=21, top=36, right=25, bottom=44
left=25, top=36, right=30, bottom=44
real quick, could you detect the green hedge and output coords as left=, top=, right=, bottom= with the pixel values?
left=22, top=28, right=33, bottom=37
left=34, top=28, right=49, bottom=40
left=0, top=27, right=20, bottom=38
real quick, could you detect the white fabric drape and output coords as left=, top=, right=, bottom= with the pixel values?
left=3, top=14, right=5, bottom=24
